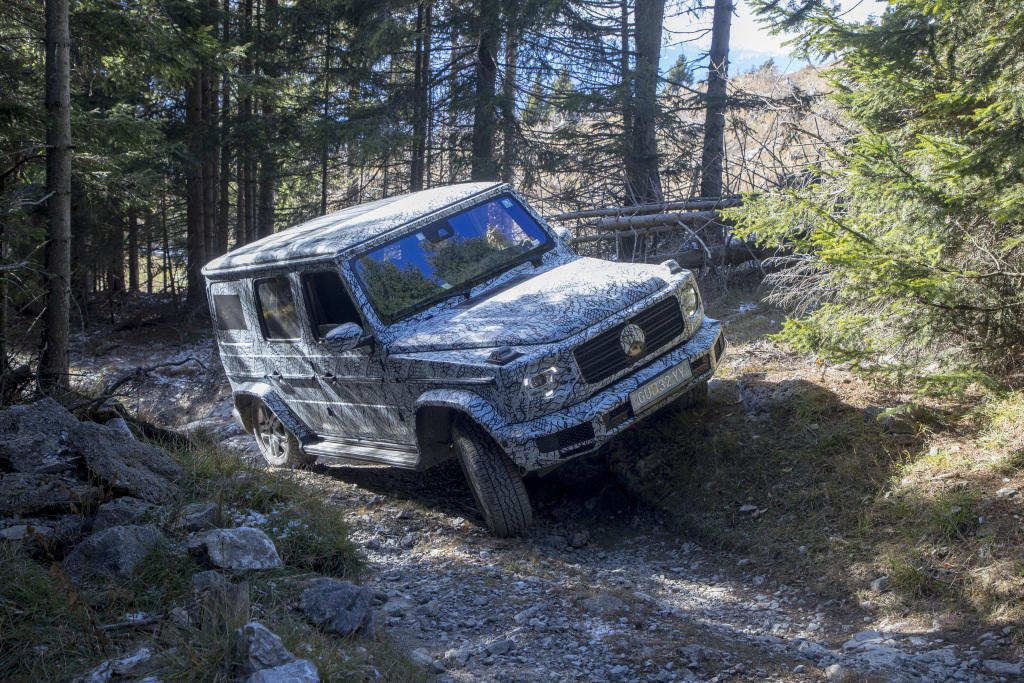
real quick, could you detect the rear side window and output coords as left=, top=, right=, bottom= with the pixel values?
left=255, top=277, right=302, bottom=340
left=213, top=294, right=247, bottom=331
left=302, top=270, right=361, bottom=338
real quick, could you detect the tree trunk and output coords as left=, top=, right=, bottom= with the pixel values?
left=185, top=76, right=207, bottom=304
left=470, top=0, right=499, bottom=181
left=500, top=14, right=518, bottom=184
left=40, top=0, right=72, bottom=393
left=627, top=0, right=665, bottom=205
left=127, top=210, right=139, bottom=293
left=203, top=67, right=219, bottom=259
left=145, top=212, right=153, bottom=294
left=619, top=0, right=632, bottom=183
left=410, top=1, right=430, bottom=191
left=321, top=23, right=333, bottom=212
left=447, top=28, right=459, bottom=184
left=255, top=0, right=278, bottom=239
left=699, top=0, right=732, bottom=202
left=218, top=10, right=231, bottom=256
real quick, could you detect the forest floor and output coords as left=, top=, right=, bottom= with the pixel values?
left=64, top=285, right=1024, bottom=682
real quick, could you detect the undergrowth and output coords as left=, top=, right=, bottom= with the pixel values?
left=0, top=436, right=424, bottom=681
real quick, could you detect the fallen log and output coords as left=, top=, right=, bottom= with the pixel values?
left=548, top=196, right=741, bottom=222
left=594, top=210, right=724, bottom=232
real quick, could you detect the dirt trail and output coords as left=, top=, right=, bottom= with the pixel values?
left=68, top=299, right=1017, bottom=682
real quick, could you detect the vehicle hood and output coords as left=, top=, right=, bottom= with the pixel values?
left=387, top=257, right=669, bottom=353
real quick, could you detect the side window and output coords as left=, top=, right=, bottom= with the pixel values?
left=255, top=276, right=302, bottom=340
left=213, top=294, right=247, bottom=331
left=302, top=270, right=362, bottom=338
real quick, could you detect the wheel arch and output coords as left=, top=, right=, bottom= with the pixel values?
left=413, top=390, right=505, bottom=469
left=230, top=382, right=316, bottom=443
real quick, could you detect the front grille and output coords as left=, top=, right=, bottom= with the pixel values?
left=537, top=422, right=596, bottom=453
left=604, top=402, right=634, bottom=431
left=573, top=297, right=684, bottom=384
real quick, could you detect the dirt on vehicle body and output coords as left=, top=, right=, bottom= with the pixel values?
left=203, top=182, right=725, bottom=535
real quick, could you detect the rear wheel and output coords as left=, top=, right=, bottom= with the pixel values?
left=253, top=403, right=314, bottom=469
left=452, top=418, right=532, bottom=537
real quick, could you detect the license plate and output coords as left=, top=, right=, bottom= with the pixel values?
left=629, top=360, right=692, bottom=414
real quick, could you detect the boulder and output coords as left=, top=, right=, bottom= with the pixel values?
left=0, top=398, right=80, bottom=474
left=298, top=578, right=375, bottom=637
left=234, top=622, right=295, bottom=674
left=73, top=421, right=183, bottom=503
left=93, top=497, right=162, bottom=533
left=175, top=502, right=221, bottom=532
left=581, top=594, right=628, bottom=618
left=187, top=527, right=282, bottom=570
left=63, top=525, right=166, bottom=580
left=0, top=399, right=183, bottom=504
left=245, top=659, right=319, bottom=683
left=74, top=646, right=159, bottom=682
left=0, top=472, right=100, bottom=516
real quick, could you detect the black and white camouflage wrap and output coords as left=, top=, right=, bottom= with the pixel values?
left=203, top=183, right=725, bottom=471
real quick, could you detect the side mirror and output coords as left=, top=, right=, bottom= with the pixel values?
left=323, top=322, right=364, bottom=352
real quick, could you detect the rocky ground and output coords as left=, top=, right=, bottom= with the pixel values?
left=54, top=298, right=1023, bottom=682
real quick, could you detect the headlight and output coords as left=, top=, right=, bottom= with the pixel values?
left=681, top=281, right=701, bottom=319
left=523, top=366, right=560, bottom=398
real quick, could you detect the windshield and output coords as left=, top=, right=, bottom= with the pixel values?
left=352, top=194, right=551, bottom=323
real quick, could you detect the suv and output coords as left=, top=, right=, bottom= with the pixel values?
left=203, top=183, right=725, bottom=535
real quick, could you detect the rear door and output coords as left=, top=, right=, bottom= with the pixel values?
left=252, top=274, right=321, bottom=430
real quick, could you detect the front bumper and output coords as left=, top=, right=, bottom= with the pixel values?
left=493, top=317, right=725, bottom=470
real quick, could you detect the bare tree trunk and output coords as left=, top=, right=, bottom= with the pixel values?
left=40, top=0, right=72, bottom=393
left=500, top=14, right=518, bottom=184
left=447, top=28, right=459, bottom=184
left=320, top=23, right=332, bottom=212
left=127, top=210, right=139, bottom=292
left=470, top=0, right=499, bottom=181
left=185, top=76, right=207, bottom=304
left=410, top=1, right=430, bottom=191
left=619, top=0, right=632, bottom=189
left=700, top=0, right=732, bottom=202
left=145, top=211, right=153, bottom=294
left=627, top=0, right=665, bottom=205
left=203, top=66, right=219, bottom=259
left=218, top=9, right=231, bottom=255
left=255, top=0, right=278, bottom=239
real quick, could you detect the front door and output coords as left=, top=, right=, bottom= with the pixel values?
left=298, top=269, right=410, bottom=444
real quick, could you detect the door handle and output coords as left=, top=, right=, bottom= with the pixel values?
left=265, top=371, right=282, bottom=380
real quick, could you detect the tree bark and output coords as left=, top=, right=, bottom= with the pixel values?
left=627, top=0, right=665, bottom=205
left=699, top=0, right=732, bottom=202
left=255, top=0, right=278, bottom=239
left=40, top=0, right=72, bottom=393
left=470, top=0, right=499, bottom=181
left=410, top=1, right=431, bottom=192
left=619, top=0, right=632, bottom=181
left=185, top=75, right=206, bottom=304
left=500, top=13, right=518, bottom=184
left=127, top=209, right=139, bottom=293
left=218, top=4, right=231, bottom=256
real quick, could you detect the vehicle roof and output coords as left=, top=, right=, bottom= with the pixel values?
left=202, top=182, right=504, bottom=275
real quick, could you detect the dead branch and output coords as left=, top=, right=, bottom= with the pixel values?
left=71, top=357, right=207, bottom=412
left=548, top=197, right=741, bottom=222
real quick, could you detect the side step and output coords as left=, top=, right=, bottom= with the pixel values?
left=302, top=436, right=419, bottom=469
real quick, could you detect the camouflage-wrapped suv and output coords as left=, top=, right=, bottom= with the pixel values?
left=203, top=183, right=726, bottom=536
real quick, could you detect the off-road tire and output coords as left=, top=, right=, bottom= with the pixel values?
left=674, top=380, right=709, bottom=411
left=453, top=418, right=532, bottom=537
left=253, top=402, right=314, bottom=469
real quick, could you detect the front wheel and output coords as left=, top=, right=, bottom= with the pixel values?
left=453, top=418, right=532, bottom=537
left=253, top=402, right=314, bottom=469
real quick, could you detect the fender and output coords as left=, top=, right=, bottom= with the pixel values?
left=414, top=389, right=504, bottom=435
left=231, top=381, right=317, bottom=444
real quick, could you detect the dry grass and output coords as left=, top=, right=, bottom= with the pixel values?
left=0, top=438, right=425, bottom=682
left=602, top=287, right=1024, bottom=645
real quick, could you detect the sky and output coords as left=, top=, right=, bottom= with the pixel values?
left=660, top=0, right=888, bottom=76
